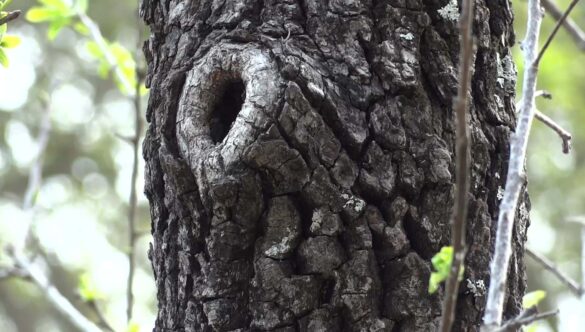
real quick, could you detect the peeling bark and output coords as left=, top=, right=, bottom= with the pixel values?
left=140, top=0, right=527, bottom=331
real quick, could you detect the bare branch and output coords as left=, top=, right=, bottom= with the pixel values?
left=114, top=133, right=135, bottom=144
left=482, top=0, right=544, bottom=329
left=18, top=107, right=52, bottom=252
left=579, top=227, right=585, bottom=318
left=86, top=300, right=115, bottom=332
left=535, top=90, right=552, bottom=100
left=0, top=10, right=21, bottom=25
left=534, top=109, right=572, bottom=153
left=439, top=0, right=475, bottom=330
left=126, top=15, right=146, bottom=324
left=515, top=91, right=572, bottom=153
left=526, top=248, right=583, bottom=296
left=542, top=0, right=585, bottom=51
left=2, top=101, right=102, bottom=332
left=496, top=309, right=559, bottom=332
left=535, top=0, right=582, bottom=65
left=0, top=266, right=28, bottom=281
left=5, top=248, right=103, bottom=332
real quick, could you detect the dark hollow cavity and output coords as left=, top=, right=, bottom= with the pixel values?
left=209, top=80, right=246, bottom=144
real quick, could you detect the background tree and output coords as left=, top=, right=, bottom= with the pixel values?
left=141, top=0, right=525, bottom=330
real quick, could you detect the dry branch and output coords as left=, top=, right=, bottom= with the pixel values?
left=542, top=0, right=585, bottom=51
left=126, top=17, right=146, bottom=323
left=0, top=10, right=20, bottom=25
left=496, top=309, right=559, bottom=332
left=482, top=0, right=544, bottom=328
left=483, top=0, right=580, bottom=328
left=526, top=248, right=582, bottom=296
left=5, top=247, right=103, bottom=332
left=439, top=0, right=475, bottom=330
left=516, top=91, right=572, bottom=154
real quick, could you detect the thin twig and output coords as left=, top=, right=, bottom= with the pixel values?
left=3, top=96, right=101, bottom=332
left=0, top=266, right=28, bottom=280
left=515, top=92, right=572, bottom=154
left=0, top=10, right=20, bottom=25
left=126, top=15, right=146, bottom=324
left=439, top=0, right=475, bottom=330
left=19, top=107, right=52, bottom=253
left=535, top=89, right=552, bottom=100
left=581, top=226, right=585, bottom=307
left=542, top=0, right=585, bottom=51
left=86, top=300, right=115, bottom=332
left=534, top=109, right=572, bottom=153
left=22, top=108, right=51, bottom=210
left=496, top=309, right=559, bottom=331
left=5, top=247, right=102, bottom=332
left=482, top=0, right=544, bottom=329
left=115, top=132, right=135, bottom=144
left=535, top=0, right=582, bottom=65
left=582, top=225, right=585, bottom=285
left=526, top=248, right=583, bottom=296
left=77, top=12, right=136, bottom=96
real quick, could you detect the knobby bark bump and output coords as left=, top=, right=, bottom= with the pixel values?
left=141, top=0, right=527, bottom=330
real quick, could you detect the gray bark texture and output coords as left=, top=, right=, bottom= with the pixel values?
left=140, top=0, right=528, bottom=331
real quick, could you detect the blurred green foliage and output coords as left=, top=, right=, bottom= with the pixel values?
left=523, top=290, right=548, bottom=309
left=0, top=0, right=151, bottom=331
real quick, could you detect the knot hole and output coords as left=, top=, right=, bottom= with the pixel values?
left=210, top=80, right=246, bottom=144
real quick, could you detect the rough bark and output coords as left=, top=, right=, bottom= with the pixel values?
left=140, top=0, right=528, bottom=331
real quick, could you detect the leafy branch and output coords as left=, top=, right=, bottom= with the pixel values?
left=0, top=0, right=21, bottom=67
left=0, top=0, right=148, bottom=330
left=26, top=0, right=140, bottom=96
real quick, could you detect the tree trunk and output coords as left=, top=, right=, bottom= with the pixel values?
left=140, top=0, right=527, bottom=331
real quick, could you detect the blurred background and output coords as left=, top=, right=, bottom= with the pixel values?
left=0, top=0, right=583, bottom=331
left=0, top=0, right=153, bottom=331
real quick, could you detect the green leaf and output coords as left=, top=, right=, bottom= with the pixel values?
left=26, top=0, right=75, bottom=24
left=39, top=0, right=70, bottom=12
left=85, top=40, right=103, bottom=58
left=0, top=0, right=13, bottom=11
left=26, top=7, right=58, bottom=23
left=522, top=290, right=547, bottom=309
left=0, top=47, right=8, bottom=67
left=97, top=62, right=109, bottom=79
left=126, top=322, right=140, bottom=332
left=73, top=21, right=89, bottom=36
left=428, top=246, right=464, bottom=294
left=139, top=84, right=149, bottom=96
left=0, top=21, right=6, bottom=41
left=78, top=273, right=103, bottom=301
left=47, top=18, right=70, bottom=40
left=0, top=34, right=20, bottom=48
